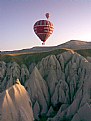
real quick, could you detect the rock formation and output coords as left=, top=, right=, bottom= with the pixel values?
left=0, top=80, right=34, bottom=121
left=26, top=50, right=91, bottom=121
left=1, top=49, right=91, bottom=121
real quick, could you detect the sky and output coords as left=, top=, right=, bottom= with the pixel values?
left=0, top=0, right=91, bottom=51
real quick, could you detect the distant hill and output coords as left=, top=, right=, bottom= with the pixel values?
left=57, top=40, right=91, bottom=49
left=1, top=40, right=91, bottom=55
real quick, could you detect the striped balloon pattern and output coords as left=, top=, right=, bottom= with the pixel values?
left=33, top=20, right=54, bottom=44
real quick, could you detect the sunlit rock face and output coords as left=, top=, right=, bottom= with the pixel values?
left=1, top=50, right=91, bottom=121
left=0, top=80, right=34, bottom=121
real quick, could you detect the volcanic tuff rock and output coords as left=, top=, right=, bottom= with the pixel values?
left=0, top=62, right=30, bottom=92
left=0, top=80, right=34, bottom=121
left=26, top=50, right=91, bottom=121
left=1, top=50, right=91, bottom=121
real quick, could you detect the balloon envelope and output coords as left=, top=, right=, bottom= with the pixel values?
left=45, top=13, right=50, bottom=19
left=33, top=20, right=54, bottom=43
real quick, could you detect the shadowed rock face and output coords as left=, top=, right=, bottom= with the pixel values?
left=1, top=50, right=91, bottom=121
left=0, top=81, right=34, bottom=121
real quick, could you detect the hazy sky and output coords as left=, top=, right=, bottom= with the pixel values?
left=0, top=0, right=91, bottom=51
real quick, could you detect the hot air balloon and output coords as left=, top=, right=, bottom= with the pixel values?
left=45, top=13, right=50, bottom=19
left=33, top=13, right=54, bottom=45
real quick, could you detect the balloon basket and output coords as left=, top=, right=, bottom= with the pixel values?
left=42, top=42, right=45, bottom=45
